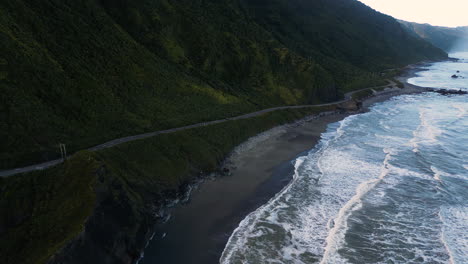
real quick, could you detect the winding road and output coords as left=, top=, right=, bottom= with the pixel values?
left=0, top=83, right=395, bottom=178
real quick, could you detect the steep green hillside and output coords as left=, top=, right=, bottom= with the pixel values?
left=0, top=0, right=446, bottom=169
left=0, top=1, right=450, bottom=263
left=399, top=20, right=468, bottom=52
left=0, top=106, right=334, bottom=264
left=0, top=151, right=99, bottom=264
left=243, top=0, right=446, bottom=70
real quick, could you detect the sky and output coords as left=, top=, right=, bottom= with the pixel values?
left=358, top=0, right=468, bottom=27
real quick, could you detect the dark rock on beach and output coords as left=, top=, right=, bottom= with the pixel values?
left=429, top=88, right=468, bottom=95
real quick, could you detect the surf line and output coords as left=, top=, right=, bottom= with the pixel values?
left=219, top=156, right=307, bottom=263
left=319, top=148, right=395, bottom=264
left=220, top=114, right=357, bottom=263
left=409, top=108, right=441, bottom=153
left=438, top=210, right=456, bottom=264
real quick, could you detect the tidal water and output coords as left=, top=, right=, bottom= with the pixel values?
left=221, top=53, right=468, bottom=264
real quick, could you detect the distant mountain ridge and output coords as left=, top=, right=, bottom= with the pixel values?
left=399, top=20, right=468, bottom=52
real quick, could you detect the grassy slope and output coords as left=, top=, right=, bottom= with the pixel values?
left=0, top=0, right=447, bottom=169
left=0, top=0, right=450, bottom=263
left=0, top=151, right=99, bottom=264
left=0, top=106, right=335, bottom=264
left=0, top=0, right=250, bottom=168
left=0, top=0, right=330, bottom=169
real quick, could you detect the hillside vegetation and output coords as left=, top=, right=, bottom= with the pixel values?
left=0, top=0, right=450, bottom=263
left=0, top=106, right=335, bottom=264
left=399, top=20, right=468, bottom=52
left=0, top=0, right=447, bottom=169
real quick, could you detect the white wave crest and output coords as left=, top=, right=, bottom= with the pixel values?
left=409, top=108, right=442, bottom=152
left=319, top=148, right=396, bottom=264
left=452, top=104, right=466, bottom=118
left=219, top=156, right=307, bottom=263
left=431, top=166, right=446, bottom=181
left=439, top=207, right=468, bottom=264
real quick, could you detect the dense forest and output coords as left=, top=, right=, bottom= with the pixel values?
left=0, top=0, right=447, bottom=169
left=399, top=20, right=468, bottom=52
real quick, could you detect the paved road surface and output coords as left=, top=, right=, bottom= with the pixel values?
left=0, top=85, right=390, bottom=178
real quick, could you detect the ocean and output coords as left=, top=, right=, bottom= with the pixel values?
left=221, top=53, right=468, bottom=264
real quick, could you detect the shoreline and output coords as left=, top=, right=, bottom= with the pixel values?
left=0, top=63, right=428, bottom=178
left=138, top=65, right=431, bottom=264
left=139, top=113, right=349, bottom=264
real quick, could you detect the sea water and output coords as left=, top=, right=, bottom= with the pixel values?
left=221, top=53, right=468, bottom=264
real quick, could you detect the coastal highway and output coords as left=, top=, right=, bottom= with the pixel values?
left=0, top=83, right=394, bottom=178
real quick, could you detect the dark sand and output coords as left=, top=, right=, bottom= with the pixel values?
left=139, top=67, right=428, bottom=264
left=139, top=113, right=348, bottom=264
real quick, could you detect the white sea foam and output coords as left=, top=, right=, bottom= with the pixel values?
left=439, top=211, right=455, bottom=264
left=388, top=165, right=431, bottom=181
left=439, top=207, right=468, bottom=264
left=374, top=134, right=408, bottom=146
left=219, top=156, right=307, bottom=263
left=320, top=148, right=395, bottom=264
left=335, top=114, right=358, bottom=138
left=452, top=104, right=466, bottom=118
left=431, top=166, right=446, bottom=181
left=221, top=114, right=380, bottom=264
left=409, top=108, right=442, bottom=152
left=220, top=80, right=468, bottom=263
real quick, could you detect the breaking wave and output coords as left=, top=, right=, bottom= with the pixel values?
left=221, top=54, right=468, bottom=264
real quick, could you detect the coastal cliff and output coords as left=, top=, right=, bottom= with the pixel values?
left=0, top=0, right=449, bottom=263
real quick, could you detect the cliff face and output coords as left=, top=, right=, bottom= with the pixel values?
left=0, top=0, right=446, bottom=169
left=48, top=166, right=155, bottom=264
left=399, top=20, right=468, bottom=52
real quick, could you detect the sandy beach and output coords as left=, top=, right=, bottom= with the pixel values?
left=140, top=112, right=348, bottom=264
left=139, top=68, right=430, bottom=264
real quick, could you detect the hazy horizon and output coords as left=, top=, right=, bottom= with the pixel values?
left=358, top=0, right=468, bottom=28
